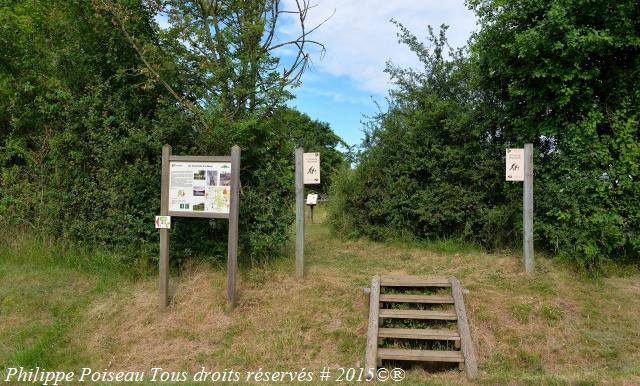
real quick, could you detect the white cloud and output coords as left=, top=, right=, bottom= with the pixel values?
left=278, top=0, right=477, bottom=95
left=301, top=87, right=374, bottom=105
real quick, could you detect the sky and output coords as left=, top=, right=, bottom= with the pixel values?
left=277, top=0, right=478, bottom=147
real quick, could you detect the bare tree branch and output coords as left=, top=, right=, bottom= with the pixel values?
left=94, top=0, right=211, bottom=136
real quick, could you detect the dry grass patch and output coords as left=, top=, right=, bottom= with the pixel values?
left=82, top=264, right=231, bottom=371
left=2, top=207, right=639, bottom=384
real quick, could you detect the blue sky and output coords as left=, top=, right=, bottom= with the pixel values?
left=156, top=2, right=477, bottom=148
left=278, top=0, right=478, bottom=147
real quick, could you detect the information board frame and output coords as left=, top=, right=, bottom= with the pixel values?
left=166, top=155, right=233, bottom=219
left=159, top=145, right=241, bottom=310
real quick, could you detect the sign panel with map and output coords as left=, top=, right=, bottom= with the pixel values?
left=169, top=161, right=232, bottom=215
left=158, top=145, right=241, bottom=309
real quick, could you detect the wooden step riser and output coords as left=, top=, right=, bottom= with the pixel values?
left=379, top=309, right=458, bottom=320
left=380, top=294, right=454, bottom=304
left=377, top=348, right=464, bottom=363
left=378, top=328, right=460, bottom=341
left=380, top=275, right=451, bottom=287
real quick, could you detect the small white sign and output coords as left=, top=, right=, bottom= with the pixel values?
left=303, top=152, right=320, bottom=184
left=306, top=193, right=318, bottom=205
left=155, top=215, right=171, bottom=229
left=506, top=148, right=525, bottom=181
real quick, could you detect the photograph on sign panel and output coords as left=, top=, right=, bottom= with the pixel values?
left=193, top=170, right=206, bottom=180
left=192, top=203, right=205, bottom=211
left=219, top=171, right=231, bottom=186
left=193, top=186, right=205, bottom=196
left=206, top=170, right=218, bottom=186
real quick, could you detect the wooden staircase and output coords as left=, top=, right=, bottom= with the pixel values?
left=365, top=275, right=477, bottom=380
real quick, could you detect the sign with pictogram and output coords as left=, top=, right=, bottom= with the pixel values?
left=303, top=152, right=320, bottom=184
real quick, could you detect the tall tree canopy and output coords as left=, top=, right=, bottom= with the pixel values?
left=0, top=0, right=346, bottom=263
left=470, top=0, right=640, bottom=269
left=330, top=1, right=640, bottom=271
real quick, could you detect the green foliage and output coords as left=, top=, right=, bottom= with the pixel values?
left=469, top=0, right=640, bottom=270
left=330, top=2, right=640, bottom=271
left=329, top=23, right=508, bottom=245
left=0, top=0, right=175, bottom=258
left=0, top=0, right=346, bottom=264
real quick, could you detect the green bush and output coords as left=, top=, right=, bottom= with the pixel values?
left=471, top=0, right=640, bottom=270
left=329, top=3, right=640, bottom=272
left=329, top=24, right=503, bottom=245
left=0, top=1, right=346, bottom=265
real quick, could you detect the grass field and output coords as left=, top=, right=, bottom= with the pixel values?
left=1, top=206, right=639, bottom=385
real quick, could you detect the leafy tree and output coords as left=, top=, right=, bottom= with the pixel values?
left=331, top=2, right=640, bottom=271
left=329, top=23, right=505, bottom=242
left=1, top=0, right=345, bottom=264
left=100, top=0, right=328, bottom=120
left=0, top=0, right=199, bottom=260
left=469, top=0, right=640, bottom=270
left=96, top=0, right=340, bottom=262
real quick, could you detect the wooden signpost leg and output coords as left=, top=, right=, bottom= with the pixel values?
left=523, top=143, right=534, bottom=274
left=295, top=147, right=305, bottom=278
left=159, top=144, right=172, bottom=310
left=227, top=145, right=241, bottom=309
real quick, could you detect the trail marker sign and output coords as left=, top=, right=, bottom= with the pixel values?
left=306, top=193, right=318, bottom=224
left=506, top=145, right=534, bottom=274
left=306, top=193, right=318, bottom=205
left=155, top=216, right=171, bottom=229
left=303, top=152, right=320, bottom=184
left=506, top=148, right=524, bottom=181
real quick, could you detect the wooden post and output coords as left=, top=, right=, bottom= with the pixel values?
left=295, top=147, right=304, bottom=278
left=449, top=277, right=477, bottom=380
left=362, top=287, right=371, bottom=318
left=364, top=275, right=381, bottom=380
left=310, top=204, right=314, bottom=224
left=523, top=143, right=534, bottom=274
left=159, top=144, right=171, bottom=310
left=227, top=145, right=241, bottom=308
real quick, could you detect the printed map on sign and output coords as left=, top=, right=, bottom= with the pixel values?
left=169, top=161, right=232, bottom=214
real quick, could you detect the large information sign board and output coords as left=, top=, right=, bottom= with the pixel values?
left=159, top=146, right=241, bottom=310
left=169, top=161, right=232, bottom=215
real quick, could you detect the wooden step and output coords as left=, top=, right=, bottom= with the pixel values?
left=377, top=348, right=464, bottom=363
left=379, top=309, right=457, bottom=320
left=378, top=328, right=460, bottom=341
left=380, top=275, right=451, bottom=287
left=380, top=294, right=454, bottom=304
